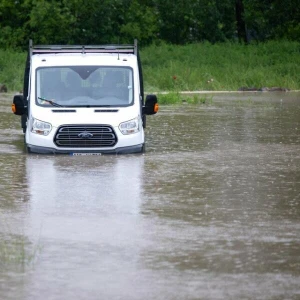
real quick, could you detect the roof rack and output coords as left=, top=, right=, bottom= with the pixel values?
left=29, top=39, right=138, bottom=57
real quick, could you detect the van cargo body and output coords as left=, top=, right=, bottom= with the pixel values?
left=12, top=40, right=158, bottom=154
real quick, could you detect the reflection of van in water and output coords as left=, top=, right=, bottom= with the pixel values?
left=12, top=40, right=158, bottom=154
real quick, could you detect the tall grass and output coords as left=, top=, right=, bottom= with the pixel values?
left=0, top=49, right=26, bottom=92
left=0, top=211, right=40, bottom=271
left=141, top=40, right=300, bottom=92
left=157, top=92, right=213, bottom=105
left=0, top=232, right=40, bottom=271
left=0, top=41, right=299, bottom=93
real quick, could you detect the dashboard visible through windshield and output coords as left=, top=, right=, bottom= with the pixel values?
left=36, top=66, right=134, bottom=107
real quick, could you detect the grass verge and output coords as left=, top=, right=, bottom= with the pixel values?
left=141, top=40, right=300, bottom=92
left=158, top=92, right=213, bottom=105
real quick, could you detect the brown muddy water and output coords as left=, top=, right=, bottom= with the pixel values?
left=0, top=92, right=299, bottom=300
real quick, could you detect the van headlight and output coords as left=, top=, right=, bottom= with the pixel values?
left=31, top=118, right=52, bottom=136
left=119, top=117, right=140, bottom=135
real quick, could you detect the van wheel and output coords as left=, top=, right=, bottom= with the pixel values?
left=141, top=143, right=146, bottom=153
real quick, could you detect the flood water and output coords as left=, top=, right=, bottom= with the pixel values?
left=0, top=92, right=299, bottom=300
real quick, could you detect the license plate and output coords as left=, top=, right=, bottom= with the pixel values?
left=71, top=153, right=102, bottom=156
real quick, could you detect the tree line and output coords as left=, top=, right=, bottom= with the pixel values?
left=0, top=0, right=299, bottom=49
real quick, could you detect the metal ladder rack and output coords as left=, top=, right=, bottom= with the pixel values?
left=29, top=39, right=138, bottom=57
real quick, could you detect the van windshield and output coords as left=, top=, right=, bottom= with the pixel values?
left=36, top=66, right=133, bottom=107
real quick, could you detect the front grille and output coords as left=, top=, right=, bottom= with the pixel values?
left=54, top=125, right=117, bottom=148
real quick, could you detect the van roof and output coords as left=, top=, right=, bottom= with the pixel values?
left=31, top=52, right=137, bottom=67
left=30, top=40, right=138, bottom=57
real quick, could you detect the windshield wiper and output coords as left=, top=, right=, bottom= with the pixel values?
left=38, top=97, right=65, bottom=107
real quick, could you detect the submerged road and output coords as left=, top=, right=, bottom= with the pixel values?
left=0, top=92, right=300, bottom=299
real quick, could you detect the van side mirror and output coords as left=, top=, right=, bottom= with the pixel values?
left=12, top=94, right=26, bottom=115
left=143, top=94, right=159, bottom=115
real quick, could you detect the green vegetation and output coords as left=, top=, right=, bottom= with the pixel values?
left=0, top=49, right=25, bottom=92
left=0, top=232, right=39, bottom=271
left=1, top=40, right=299, bottom=95
left=142, top=41, right=300, bottom=92
left=1, top=0, right=299, bottom=104
left=0, top=0, right=299, bottom=48
left=158, top=93, right=214, bottom=105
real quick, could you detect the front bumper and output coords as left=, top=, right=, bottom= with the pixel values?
left=26, top=143, right=144, bottom=155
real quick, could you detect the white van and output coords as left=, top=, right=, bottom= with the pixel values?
left=12, top=40, right=158, bottom=154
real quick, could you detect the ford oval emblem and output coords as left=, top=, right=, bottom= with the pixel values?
left=78, top=131, right=93, bottom=139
